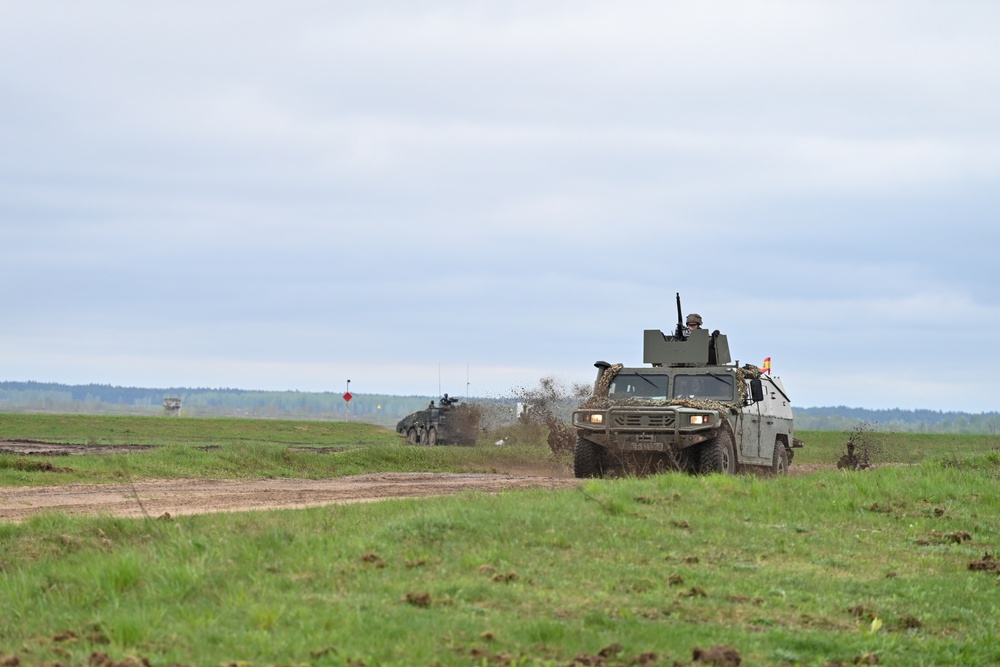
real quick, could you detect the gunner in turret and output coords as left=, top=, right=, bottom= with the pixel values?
left=686, top=314, right=703, bottom=330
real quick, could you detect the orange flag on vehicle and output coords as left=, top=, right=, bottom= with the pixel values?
left=762, top=357, right=771, bottom=374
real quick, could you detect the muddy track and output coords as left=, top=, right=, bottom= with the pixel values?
left=0, top=472, right=582, bottom=523
left=0, top=466, right=834, bottom=523
left=0, top=441, right=834, bottom=522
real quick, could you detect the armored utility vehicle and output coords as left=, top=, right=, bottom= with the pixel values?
left=396, top=394, right=480, bottom=446
left=572, top=296, right=801, bottom=478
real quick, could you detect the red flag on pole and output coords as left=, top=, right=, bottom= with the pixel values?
left=761, top=357, right=771, bottom=374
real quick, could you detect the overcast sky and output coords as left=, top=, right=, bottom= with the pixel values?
left=2, top=1, right=999, bottom=411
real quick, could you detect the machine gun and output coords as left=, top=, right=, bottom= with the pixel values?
left=673, top=292, right=687, bottom=340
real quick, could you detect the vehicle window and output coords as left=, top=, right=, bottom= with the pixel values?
left=608, top=373, right=668, bottom=399
left=673, top=374, right=735, bottom=401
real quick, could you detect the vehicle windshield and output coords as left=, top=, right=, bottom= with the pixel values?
left=608, top=373, right=669, bottom=399
left=672, top=374, right=735, bottom=401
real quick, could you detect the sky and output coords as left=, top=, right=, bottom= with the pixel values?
left=2, top=1, right=999, bottom=411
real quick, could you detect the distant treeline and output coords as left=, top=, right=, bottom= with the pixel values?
left=2, top=381, right=999, bottom=434
left=0, top=381, right=446, bottom=426
left=794, top=406, right=1000, bottom=434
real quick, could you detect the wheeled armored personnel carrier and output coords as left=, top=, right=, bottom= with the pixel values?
left=572, top=295, right=801, bottom=478
left=396, top=394, right=480, bottom=446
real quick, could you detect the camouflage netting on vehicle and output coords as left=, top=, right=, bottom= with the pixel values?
left=735, top=364, right=762, bottom=405
left=668, top=397, right=742, bottom=415
left=579, top=362, right=764, bottom=415
left=580, top=363, right=624, bottom=408
left=583, top=394, right=742, bottom=414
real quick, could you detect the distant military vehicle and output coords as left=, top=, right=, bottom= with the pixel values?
left=572, top=294, right=801, bottom=477
left=396, top=394, right=481, bottom=446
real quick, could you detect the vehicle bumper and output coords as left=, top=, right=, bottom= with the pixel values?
left=572, top=406, right=720, bottom=452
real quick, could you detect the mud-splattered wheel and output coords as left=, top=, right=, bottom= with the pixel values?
left=406, top=428, right=420, bottom=445
left=772, top=442, right=789, bottom=475
left=425, top=427, right=438, bottom=446
left=573, top=435, right=606, bottom=479
left=699, top=430, right=736, bottom=475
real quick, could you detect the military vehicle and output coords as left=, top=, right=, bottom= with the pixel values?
left=572, top=294, right=801, bottom=478
left=395, top=394, right=481, bottom=446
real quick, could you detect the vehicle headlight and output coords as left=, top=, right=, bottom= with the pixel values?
left=689, top=414, right=710, bottom=425
left=589, top=414, right=604, bottom=424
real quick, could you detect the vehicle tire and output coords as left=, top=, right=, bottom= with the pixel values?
left=425, top=427, right=438, bottom=446
left=699, top=430, right=736, bottom=475
left=771, top=442, right=789, bottom=476
left=406, top=428, right=420, bottom=445
left=573, top=435, right=605, bottom=479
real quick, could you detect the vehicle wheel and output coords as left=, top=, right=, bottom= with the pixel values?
left=425, top=427, right=438, bottom=446
left=772, top=442, right=789, bottom=475
left=699, top=430, right=736, bottom=475
left=573, top=435, right=605, bottom=479
left=406, top=428, right=420, bottom=445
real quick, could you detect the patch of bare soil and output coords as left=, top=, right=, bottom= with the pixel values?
left=692, top=644, right=742, bottom=666
left=968, top=552, right=1000, bottom=572
left=0, top=472, right=581, bottom=523
left=0, top=441, right=156, bottom=456
left=787, top=463, right=836, bottom=476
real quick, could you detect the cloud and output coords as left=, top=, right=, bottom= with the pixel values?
left=1, top=1, right=998, bottom=411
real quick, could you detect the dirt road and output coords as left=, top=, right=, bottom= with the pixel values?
left=0, top=472, right=582, bottom=522
left=0, top=440, right=833, bottom=522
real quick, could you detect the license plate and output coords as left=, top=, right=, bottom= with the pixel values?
left=621, top=441, right=665, bottom=452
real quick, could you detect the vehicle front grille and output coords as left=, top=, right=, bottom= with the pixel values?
left=611, top=412, right=676, bottom=429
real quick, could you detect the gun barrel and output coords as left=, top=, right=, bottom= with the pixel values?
left=674, top=292, right=686, bottom=339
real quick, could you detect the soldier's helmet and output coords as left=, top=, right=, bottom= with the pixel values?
left=686, top=313, right=703, bottom=325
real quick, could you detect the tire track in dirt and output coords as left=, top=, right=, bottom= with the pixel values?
left=0, top=439, right=834, bottom=522
left=0, top=473, right=582, bottom=522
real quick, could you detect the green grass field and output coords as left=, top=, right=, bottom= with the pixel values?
left=3, top=412, right=999, bottom=486
left=0, top=414, right=561, bottom=486
left=790, top=428, right=1000, bottom=465
left=1, top=415, right=999, bottom=666
left=0, top=413, right=401, bottom=447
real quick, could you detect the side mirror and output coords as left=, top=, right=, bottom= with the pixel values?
left=750, top=378, right=764, bottom=403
